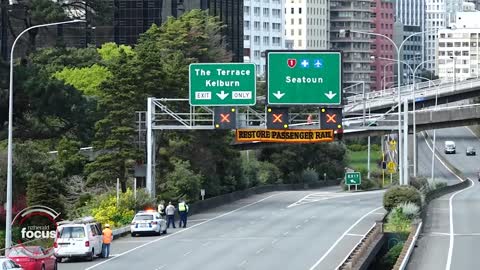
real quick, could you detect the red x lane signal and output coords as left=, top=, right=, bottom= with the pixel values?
left=326, top=113, right=337, bottom=123
left=273, top=113, right=283, bottom=123
left=220, top=113, right=230, bottom=123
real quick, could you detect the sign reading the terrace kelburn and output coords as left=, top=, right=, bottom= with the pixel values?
left=236, top=129, right=334, bottom=143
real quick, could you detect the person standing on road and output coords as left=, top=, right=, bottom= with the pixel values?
left=158, top=200, right=165, bottom=217
left=102, top=224, right=113, bottom=258
left=178, top=199, right=189, bottom=228
left=165, top=202, right=176, bottom=228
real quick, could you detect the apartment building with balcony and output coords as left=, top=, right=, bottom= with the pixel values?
left=330, top=0, right=375, bottom=91
left=284, top=0, right=330, bottom=50
left=244, top=0, right=285, bottom=76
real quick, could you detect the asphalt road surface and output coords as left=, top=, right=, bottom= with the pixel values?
left=408, top=126, right=480, bottom=270
left=59, top=186, right=385, bottom=270
left=416, top=131, right=460, bottom=184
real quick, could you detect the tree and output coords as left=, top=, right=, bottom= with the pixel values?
left=164, top=159, right=203, bottom=202
left=53, top=64, right=112, bottom=96
left=7, top=0, right=110, bottom=54
left=85, top=50, right=141, bottom=192
left=26, top=172, right=66, bottom=216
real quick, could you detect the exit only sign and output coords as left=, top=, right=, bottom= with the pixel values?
left=189, top=63, right=256, bottom=106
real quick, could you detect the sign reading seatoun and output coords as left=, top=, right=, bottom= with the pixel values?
left=267, top=51, right=342, bottom=105
left=189, top=63, right=256, bottom=106
left=236, top=129, right=334, bottom=143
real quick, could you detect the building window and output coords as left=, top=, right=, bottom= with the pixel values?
left=254, top=36, right=260, bottom=45
left=244, top=35, right=250, bottom=40
left=298, top=39, right=302, bottom=47
left=263, top=8, right=269, bottom=16
left=298, top=29, right=302, bottom=35
left=299, top=18, right=302, bottom=25
left=299, top=7, right=302, bottom=14
left=272, top=23, right=281, bottom=31
left=263, top=36, right=270, bottom=45
left=254, top=7, right=260, bottom=16
left=272, top=9, right=281, bottom=17
left=254, top=50, right=260, bottom=59
left=263, top=22, right=270, bottom=31
left=272, top=37, right=281, bottom=45
left=254, top=21, right=260, bottom=30
left=245, top=21, right=250, bottom=30
left=244, top=6, right=250, bottom=15
left=291, top=7, right=294, bottom=14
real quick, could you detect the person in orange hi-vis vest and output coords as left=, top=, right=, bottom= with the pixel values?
left=102, top=224, right=113, bottom=258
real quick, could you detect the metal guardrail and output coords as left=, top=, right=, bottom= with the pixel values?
left=112, top=225, right=131, bottom=239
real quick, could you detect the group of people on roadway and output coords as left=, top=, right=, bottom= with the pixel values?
left=157, top=199, right=190, bottom=229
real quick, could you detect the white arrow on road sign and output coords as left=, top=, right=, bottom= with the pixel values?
left=216, top=91, right=229, bottom=100
left=273, top=91, right=285, bottom=99
left=325, top=91, right=337, bottom=100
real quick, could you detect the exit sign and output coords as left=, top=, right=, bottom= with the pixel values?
left=189, top=63, right=256, bottom=106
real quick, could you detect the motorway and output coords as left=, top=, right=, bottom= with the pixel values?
left=59, top=187, right=385, bottom=270
left=408, top=126, right=480, bottom=270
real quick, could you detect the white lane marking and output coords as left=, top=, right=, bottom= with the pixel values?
left=345, top=233, right=364, bottom=237
left=256, top=248, right=264, bottom=254
left=308, top=206, right=383, bottom=270
left=283, top=232, right=289, bottom=236
left=85, top=193, right=283, bottom=270
left=287, top=190, right=384, bottom=208
left=304, top=219, right=309, bottom=223
left=467, top=126, right=480, bottom=139
left=201, top=241, right=211, bottom=247
left=156, top=264, right=166, bottom=270
left=335, top=223, right=376, bottom=270
left=423, top=133, right=464, bottom=182
left=295, top=225, right=301, bottom=229
left=446, top=179, right=475, bottom=270
left=271, top=239, right=278, bottom=245
left=238, top=260, right=247, bottom=267
left=183, top=250, right=192, bottom=256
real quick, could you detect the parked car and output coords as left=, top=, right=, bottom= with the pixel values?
left=54, top=217, right=103, bottom=262
left=0, top=258, right=23, bottom=270
left=7, top=246, right=57, bottom=270
left=466, top=146, right=476, bottom=156
left=130, top=210, right=167, bottom=237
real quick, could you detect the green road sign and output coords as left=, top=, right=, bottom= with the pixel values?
left=345, top=172, right=361, bottom=185
left=267, top=51, right=342, bottom=105
left=189, top=63, right=256, bottom=106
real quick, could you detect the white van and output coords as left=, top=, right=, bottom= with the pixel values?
left=444, top=141, right=456, bottom=154
left=54, top=217, right=103, bottom=262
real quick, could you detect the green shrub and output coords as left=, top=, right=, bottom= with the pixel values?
left=383, top=186, right=422, bottom=211
left=385, top=207, right=414, bottom=233
left=258, top=161, right=282, bottom=184
left=410, top=176, right=429, bottom=192
left=165, top=159, right=203, bottom=202
left=301, top=168, right=318, bottom=183
left=347, top=144, right=367, bottom=152
left=371, top=144, right=381, bottom=151
left=399, top=202, right=420, bottom=219
left=380, top=242, right=404, bottom=269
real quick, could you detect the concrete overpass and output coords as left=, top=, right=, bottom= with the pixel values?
left=344, top=77, right=480, bottom=115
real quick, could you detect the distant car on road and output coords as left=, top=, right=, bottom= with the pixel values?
left=7, top=246, right=57, bottom=270
left=130, top=210, right=167, bottom=237
left=466, top=146, right=476, bottom=156
left=444, top=141, right=456, bottom=154
left=0, top=258, right=23, bottom=270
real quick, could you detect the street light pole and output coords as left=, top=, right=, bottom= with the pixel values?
left=412, top=59, right=436, bottom=178
left=5, top=19, right=85, bottom=249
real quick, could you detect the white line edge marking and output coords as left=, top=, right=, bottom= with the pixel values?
left=335, top=223, right=376, bottom=270
left=288, top=190, right=385, bottom=208
left=308, top=206, right=383, bottom=270
left=422, top=132, right=463, bottom=182
left=446, top=178, right=474, bottom=270
left=85, top=193, right=282, bottom=270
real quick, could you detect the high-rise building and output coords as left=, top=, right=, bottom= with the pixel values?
left=394, top=0, right=424, bottom=80
left=425, top=0, right=465, bottom=71
left=243, top=0, right=285, bottom=76
left=372, top=0, right=395, bottom=91
left=285, top=0, right=329, bottom=50
left=437, top=10, right=480, bottom=80
left=330, top=0, right=375, bottom=91
left=3, top=0, right=244, bottom=62
left=114, top=0, right=244, bottom=62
